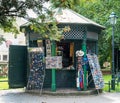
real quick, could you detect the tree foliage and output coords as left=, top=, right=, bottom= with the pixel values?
left=0, top=0, right=65, bottom=41
left=50, top=0, right=80, bottom=8
left=73, top=0, right=120, bottom=67
left=0, top=35, right=5, bottom=45
left=0, top=0, right=45, bottom=33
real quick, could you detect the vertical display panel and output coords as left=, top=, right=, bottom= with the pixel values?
left=87, top=54, right=104, bottom=89
left=27, top=47, right=45, bottom=90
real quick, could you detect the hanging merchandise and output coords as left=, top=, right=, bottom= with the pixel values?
left=87, top=54, right=104, bottom=89
left=27, top=47, right=45, bottom=92
left=76, top=50, right=84, bottom=90
left=77, top=62, right=84, bottom=90
left=46, top=39, right=51, bottom=56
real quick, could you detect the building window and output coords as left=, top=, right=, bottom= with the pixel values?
left=0, top=55, right=1, bottom=61
left=3, top=55, right=8, bottom=61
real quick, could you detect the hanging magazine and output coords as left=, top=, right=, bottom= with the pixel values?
left=87, top=54, right=104, bottom=89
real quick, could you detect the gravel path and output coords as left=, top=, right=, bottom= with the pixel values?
left=0, top=89, right=120, bottom=103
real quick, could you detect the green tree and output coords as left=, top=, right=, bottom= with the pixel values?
left=0, top=0, right=66, bottom=43
left=74, top=0, right=120, bottom=67
left=0, top=0, right=44, bottom=33
left=50, top=0, right=80, bottom=8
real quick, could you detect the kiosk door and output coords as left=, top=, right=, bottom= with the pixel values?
left=8, top=45, right=27, bottom=88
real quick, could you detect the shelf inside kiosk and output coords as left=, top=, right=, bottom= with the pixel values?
left=56, top=42, right=75, bottom=70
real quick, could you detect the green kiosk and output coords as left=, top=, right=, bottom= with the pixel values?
left=8, top=8, right=105, bottom=93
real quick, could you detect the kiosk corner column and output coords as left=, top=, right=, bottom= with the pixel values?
left=82, top=28, right=87, bottom=90
left=51, top=41, right=56, bottom=91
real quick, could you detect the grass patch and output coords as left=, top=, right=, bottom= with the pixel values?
left=103, top=75, right=111, bottom=82
left=0, top=76, right=8, bottom=81
left=0, top=82, right=9, bottom=90
left=103, top=75, right=111, bottom=92
left=0, top=76, right=9, bottom=90
left=103, top=74, right=120, bottom=92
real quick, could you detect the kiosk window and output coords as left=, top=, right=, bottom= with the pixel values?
left=56, top=42, right=74, bottom=70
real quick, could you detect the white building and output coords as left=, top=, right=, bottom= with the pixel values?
left=0, top=17, right=26, bottom=74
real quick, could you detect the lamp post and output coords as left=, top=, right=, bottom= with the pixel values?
left=109, top=12, right=118, bottom=90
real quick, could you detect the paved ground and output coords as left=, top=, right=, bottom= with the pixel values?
left=0, top=89, right=120, bottom=103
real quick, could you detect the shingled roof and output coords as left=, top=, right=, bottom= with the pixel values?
left=21, top=2, right=105, bottom=30
left=54, top=8, right=105, bottom=29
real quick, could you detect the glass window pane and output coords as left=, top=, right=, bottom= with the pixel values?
left=3, top=55, right=7, bottom=61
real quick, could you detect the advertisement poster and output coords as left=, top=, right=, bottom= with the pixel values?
left=46, top=56, right=62, bottom=69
